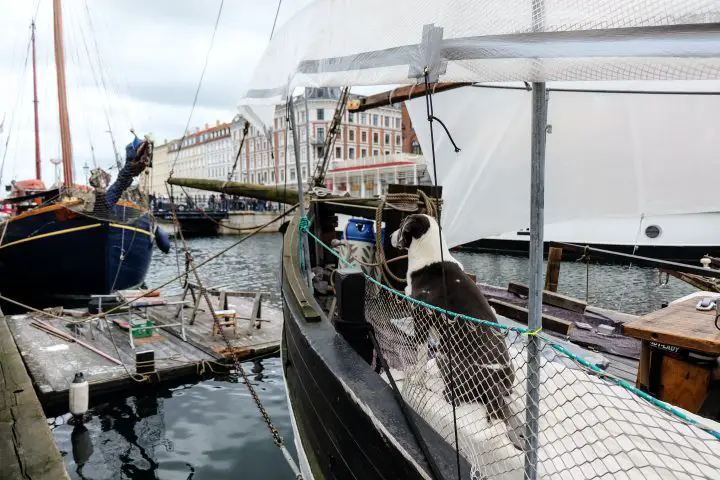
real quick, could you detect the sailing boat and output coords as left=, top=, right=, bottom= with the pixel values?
left=170, top=1, right=720, bottom=478
left=0, top=0, right=157, bottom=314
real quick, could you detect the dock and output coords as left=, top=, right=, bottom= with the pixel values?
left=1, top=316, right=68, bottom=479
left=5, top=289, right=283, bottom=412
left=478, top=281, right=642, bottom=382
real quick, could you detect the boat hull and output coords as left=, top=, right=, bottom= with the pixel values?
left=0, top=204, right=154, bottom=313
left=280, top=277, right=468, bottom=479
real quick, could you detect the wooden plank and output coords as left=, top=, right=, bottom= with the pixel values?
left=657, top=355, right=712, bottom=413
left=624, top=298, right=720, bottom=355
left=507, top=282, right=587, bottom=314
left=488, top=299, right=572, bottom=335
left=283, top=212, right=322, bottom=321
left=0, top=317, right=69, bottom=479
left=544, top=247, right=563, bottom=292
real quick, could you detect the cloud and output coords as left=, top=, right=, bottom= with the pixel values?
left=0, top=0, right=312, bottom=187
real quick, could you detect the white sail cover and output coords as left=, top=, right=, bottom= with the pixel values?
left=239, top=0, right=720, bottom=110
left=407, top=81, right=720, bottom=247
left=237, top=0, right=720, bottom=245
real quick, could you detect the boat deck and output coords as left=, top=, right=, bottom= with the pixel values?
left=5, top=293, right=283, bottom=412
left=0, top=317, right=69, bottom=479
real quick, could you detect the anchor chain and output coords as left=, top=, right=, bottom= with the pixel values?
left=165, top=183, right=301, bottom=476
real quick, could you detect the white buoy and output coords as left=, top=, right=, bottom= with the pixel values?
left=69, top=372, right=89, bottom=418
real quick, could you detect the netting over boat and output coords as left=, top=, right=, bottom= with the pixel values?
left=240, top=0, right=720, bottom=115
left=364, top=278, right=720, bottom=480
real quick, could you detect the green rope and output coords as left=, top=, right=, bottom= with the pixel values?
left=298, top=216, right=311, bottom=271
left=299, top=222, right=720, bottom=441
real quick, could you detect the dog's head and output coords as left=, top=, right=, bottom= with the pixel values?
left=390, top=214, right=433, bottom=251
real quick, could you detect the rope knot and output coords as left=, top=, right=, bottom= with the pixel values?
left=298, top=216, right=311, bottom=232
left=524, top=327, right=542, bottom=337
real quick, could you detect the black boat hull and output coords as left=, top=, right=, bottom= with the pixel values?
left=456, top=238, right=720, bottom=264
left=0, top=203, right=154, bottom=313
left=280, top=213, right=468, bottom=479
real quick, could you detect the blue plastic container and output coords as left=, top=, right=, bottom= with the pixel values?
left=344, top=219, right=376, bottom=243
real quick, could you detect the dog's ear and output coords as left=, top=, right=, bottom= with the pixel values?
left=400, top=214, right=431, bottom=248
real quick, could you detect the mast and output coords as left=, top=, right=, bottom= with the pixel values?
left=53, top=0, right=74, bottom=187
left=31, top=21, right=41, bottom=180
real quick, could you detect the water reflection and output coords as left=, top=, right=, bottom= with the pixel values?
left=51, top=357, right=296, bottom=480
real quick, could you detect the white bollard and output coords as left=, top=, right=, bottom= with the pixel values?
left=69, top=372, right=89, bottom=418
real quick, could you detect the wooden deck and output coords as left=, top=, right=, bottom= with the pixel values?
left=478, top=282, right=641, bottom=383
left=5, top=293, right=283, bottom=412
left=0, top=317, right=68, bottom=479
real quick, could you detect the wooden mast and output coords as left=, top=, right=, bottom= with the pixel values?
left=53, top=0, right=73, bottom=187
left=31, top=21, right=41, bottom=180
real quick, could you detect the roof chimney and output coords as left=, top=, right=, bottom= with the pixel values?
left=195, top=126, right=200, bottom=133
left=204, top=123, right=209, bottom=130
left=216, top=120, right=220, bottom=126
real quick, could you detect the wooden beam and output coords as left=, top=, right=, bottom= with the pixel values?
left=507, top=282, right=587, bottom=314
left=347, top=83, right=473, bottom=112
left=488, top=299, right=572, bottom=335
left=552, top=242, right=720, bottom=279
left=544, top=247, right=563, bottom=292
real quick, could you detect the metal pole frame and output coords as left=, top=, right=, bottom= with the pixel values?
left=288, top=98, right=313, bottom=288
left=524, top=81, right=548, bottom=480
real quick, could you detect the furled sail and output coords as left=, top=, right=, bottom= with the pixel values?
left=406, top=81, right=720, bottom=247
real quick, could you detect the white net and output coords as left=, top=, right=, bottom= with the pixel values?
left=364, top=278, right=720, bottom=479
left=240, top=0, right=720, bottom=117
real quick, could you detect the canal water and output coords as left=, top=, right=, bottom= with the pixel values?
left=50, top=233, right=697, bottom=479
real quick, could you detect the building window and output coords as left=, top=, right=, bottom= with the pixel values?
left=302, top=166, right=307, bottom=179
left=361, top=148, right=367, bottom=158
left=396, top=134, right=401, bottom=145
left=384, top=116, right=390, bottom=127
left=361, top=113, right=367, bottom=124
left=372, top=114, right=379, bottom=126
left=384, top=133, right=390, bottom=144
left=384, top=150, right=390, bottom=155
left=373, top=149, right=379, bottom=156
left=280, top=169, right=285, bottom=182
left=411, top=139, right=422, bottom=154
left=361, top=131, right=367, bottom=143
left=349, top=129, right=355, bottom=141
left=348, top=112, right=354, bottom=123
left=317, top=108, right=324, bottom=120
left=271, top=171, right=275, bottom=182
left=290, top=168, right=296, bottom=181
left=317, top=146, right=324, bottom=158
left=317, top=127, right=325, bottom=143
left=373, top=132, right=379, bottom=144
left=335, top=146, right=342, bottom=158
left=348, top=147, right=355, bottom=159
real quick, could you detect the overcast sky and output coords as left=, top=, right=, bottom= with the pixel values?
left=0, top=0, right=317, bottom=187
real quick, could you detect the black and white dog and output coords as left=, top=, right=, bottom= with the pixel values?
left=390, top=214, right=523, bottom=449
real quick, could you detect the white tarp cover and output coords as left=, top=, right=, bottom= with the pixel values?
left=239, top=0, right=720, bottom=114
left=407, top=82, right=720, bottom=248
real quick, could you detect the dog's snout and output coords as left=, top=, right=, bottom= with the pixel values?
left=390, top=229, right=400, bottom=248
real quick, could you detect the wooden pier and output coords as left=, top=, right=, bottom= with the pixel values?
left=1, top=316, right=69, bottom=479
left=5, top=289, right=283, bottom=412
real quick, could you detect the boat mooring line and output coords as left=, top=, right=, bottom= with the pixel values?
left=300, top=220, right=720, bottom=442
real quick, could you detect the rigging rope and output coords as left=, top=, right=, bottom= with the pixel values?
left=168, top=0, right=226, bottom=177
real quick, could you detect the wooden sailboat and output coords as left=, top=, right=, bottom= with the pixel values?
left=0, top=0, right=157, bottom=314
